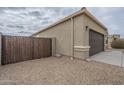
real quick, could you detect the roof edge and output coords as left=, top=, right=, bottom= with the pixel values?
left=83, top=9, right=107, bottom=30
left=32, top=8, right=107, bottom=36
left=32, top=8, right=85, bottom=36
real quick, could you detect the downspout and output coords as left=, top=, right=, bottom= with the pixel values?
left=71, top=18, right=74, bottom=60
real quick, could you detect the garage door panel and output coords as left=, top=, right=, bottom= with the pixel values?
left=89, top=29, right=104, bottom=56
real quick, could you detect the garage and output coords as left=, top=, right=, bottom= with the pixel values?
left=32, top=8, right=108, bottom=59
left=89, top=29, right=104, bottom=56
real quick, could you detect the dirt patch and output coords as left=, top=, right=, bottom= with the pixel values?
left=0, top=56, right=124, bottom=85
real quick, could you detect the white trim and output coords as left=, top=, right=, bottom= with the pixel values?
left=74, top=46, right=90, bottom=52
left=74, top=48, right=89, bottom=52
left=74, top=46, right=90, bottom=49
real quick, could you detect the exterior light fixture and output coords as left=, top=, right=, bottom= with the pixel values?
left=85, top=26, right=89, bottom=31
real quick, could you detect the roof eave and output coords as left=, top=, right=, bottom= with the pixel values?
left=32, top=9, right=85, bottom=36
left=83, top=10, right=107, bottom=31
left=32, top=8, right=108, bottom=36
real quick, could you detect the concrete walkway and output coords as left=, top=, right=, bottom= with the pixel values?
left=88, top=50, right=124, bottom=67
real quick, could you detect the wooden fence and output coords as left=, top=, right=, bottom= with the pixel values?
left=2, top=35, right=51, bottom=65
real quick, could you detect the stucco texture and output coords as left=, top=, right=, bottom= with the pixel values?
left=34, top=13, right=107, bottom=59
left=36, top=19, right=72, bottom=56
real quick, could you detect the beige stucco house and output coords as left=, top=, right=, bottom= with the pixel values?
left=32, top=8, right=108, bottom=59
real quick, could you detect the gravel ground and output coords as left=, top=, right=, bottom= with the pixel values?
left=0, top=56, right=124, bottom=85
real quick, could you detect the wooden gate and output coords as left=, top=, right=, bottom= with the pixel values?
left=2, top=35, right=51, bottom=65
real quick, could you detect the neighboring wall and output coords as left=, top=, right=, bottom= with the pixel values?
left=35, top=19, right=72, bottom=56
left=108, top=35, right=120, bottom=48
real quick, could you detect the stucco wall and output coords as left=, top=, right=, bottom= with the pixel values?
left=83, top=14, right=107, bottom=35
left=34, top=13, right=107, bottom=59
left=73, top=14, right=89, bottom=59
left=35, top=19, right=72, bottom=56
left=83, top=14, right=108, bottom=50
left=73, top=14, right=84, bottom=46
left=73, top=14, right=107, bottom=59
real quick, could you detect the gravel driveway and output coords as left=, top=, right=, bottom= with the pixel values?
left=0, top=56, right=124, bottom=85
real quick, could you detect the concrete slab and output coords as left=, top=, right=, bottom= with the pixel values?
left=88, top=50, right=124, bottom=67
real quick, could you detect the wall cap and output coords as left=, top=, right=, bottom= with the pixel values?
left=74, top=46, right=90, bottom=49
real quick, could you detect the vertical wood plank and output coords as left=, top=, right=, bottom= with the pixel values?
left=2, top=35, right=51, bottom=65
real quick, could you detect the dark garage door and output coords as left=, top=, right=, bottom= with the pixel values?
left=89, top=29, right=104, bottom=56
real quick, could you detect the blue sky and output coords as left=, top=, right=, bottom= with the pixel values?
left=0, top=7, right=123, bottom=37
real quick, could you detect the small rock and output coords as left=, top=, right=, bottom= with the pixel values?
left=85, top=58, right=92, bottom=62
left=55, top=54, right=62, bottom=58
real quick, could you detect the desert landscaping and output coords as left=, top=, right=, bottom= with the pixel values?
left=0, top=56, right=124, bottom=85
left=0, top=7, right=124, bottom=85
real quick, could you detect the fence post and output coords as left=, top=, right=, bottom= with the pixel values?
left=51, top=37, right=56, bottom=56
left=121, top=51, right=124, bottom=67
left=0, top=33, right=2, bottom=65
